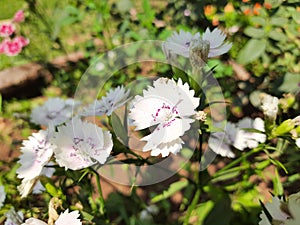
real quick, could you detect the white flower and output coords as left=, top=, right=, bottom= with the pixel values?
left=17, top=130, right=54, bottom=180
left=260, top=94, right=279, bottom=121
left=233, top=117, right=266, bottom=150
left=202, top=28, right=232, bottom=58
left=163, top=30, right=200, bottom=58
left=82, top=86, right=130, bottom=116
left=17, top=129, right=54, bottom=198
left=54, top=209, right=82, bottom=225
left=258, top=196, right=289, bottom=225
left=32, top=163, right=55, bottom=194
left=209, top=118, right=266, bottom=158
left=163, top=28, right=231, bottom=59
left=5, top=207, right=24, bottom=225
left=30, top=98, right=78, bottom=126
left=208, top=122, right=238, bottom=158
left=296, top=138, right=300, bottom=148
left=0, top=185, right=6, bottom=209
left=129, top=78, right=199, bottom=157
left=52, top=118, right=113, bottom=170
left=21, top=210, right=81, bottom=225
left=22, top=218, right=47, bottom=225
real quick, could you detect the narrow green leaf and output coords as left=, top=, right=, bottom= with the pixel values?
left=151, top=180, right=188, bottom=203
left=237, top=39, right=267, bottom=64
left=111, top=112, right=128, bottom=144
left=273, top=168, right=284, bottom=195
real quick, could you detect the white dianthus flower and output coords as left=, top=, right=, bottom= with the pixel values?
left=22, top=209, right=82, bottom=225
left=233, top=117, right=266, bottom=150
left=208, top=122, right=238, bottom=158
left=82, top=86, right=130, bottom=116
left=52, top=117, right=113, bottom=170
left=163, top=28, right=231, bottom=59
left=30, top=98, right=78, bottom=126
left=129, top=78, right=199, bottom=157
left=17, top=129, right=54, bottom=198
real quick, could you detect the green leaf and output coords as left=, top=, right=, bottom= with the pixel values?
left=111, top=112, right=128, bottom=144
left=151, top=180, right=188, bottom=203
left=81, top=211, right=94, bottom=221
left=203, top=195, right=233, bottom=225
left=292, top=11, right=300, bottom=24
left=237, top=39, right=267, bottom=64
left=45, top=182, right=59, bottom=197
left=244, top=27, right=265, bottom=38
left=268, top=30, right=287, bottom=41
left=264, top=0, right=283, bottom=8
left=270, top=17, right=289, bottom=26
left=250, top=16, right=266, bottom=26
left=278, top=73, right=300, bottom=93
left=273, top=168, right=284, bottom=195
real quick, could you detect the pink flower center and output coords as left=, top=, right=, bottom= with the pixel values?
left=152, top=102, right=179, bottom=129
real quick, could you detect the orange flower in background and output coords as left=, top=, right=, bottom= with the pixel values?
left=253, top=3, right=262, bottom=15
left=224, top=2, right=235, bottom=13
left=242, top=0, right=250, bottom=2
left=243, top=8, right=251, bottom=15
left=204, top=5, right=216, bottom=16
left=212, top=15, right=219, bottom=26
left=264, top=2, right=272, bottom=9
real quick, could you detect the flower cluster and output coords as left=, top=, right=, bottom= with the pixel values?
left=0, top=10, right=29, bottom=56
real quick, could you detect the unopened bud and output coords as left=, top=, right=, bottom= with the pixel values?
left=272, top=119, right=295, bottom=137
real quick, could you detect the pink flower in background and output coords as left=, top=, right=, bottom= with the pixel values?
left=0, top=22, right=15, bottom=37
left=0, top=39, right=8, bottom=54
left=14, top=36, right=30, bottom=47
left=13, top=10, right=25, bottom=23
left=0, top=36, right=29, bottom=56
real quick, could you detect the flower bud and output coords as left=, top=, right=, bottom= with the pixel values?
left=272, top=119, right=295, bottom=137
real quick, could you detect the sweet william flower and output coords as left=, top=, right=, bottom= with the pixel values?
left=163, top=28, right=231, bottom=60
left=82, top=86, right=130, bottom=116
left=202, top=28, right=232, bottom=57
left=30, top=98, right=78, bottom=126
left=22, top=209, right=82, bottom=225
left=233, top=117, right=266, bottom=150
left=208, top=122, right=238, bottom=158
left=13, top=10, right=25, bottom=23
left=129, top=78, right=199, bottom=157
left=0, top=22, right=15, bottom=37
left=52, top=117, right=113, bottom=170
left=163, top=30, right=200, bottom=58
left=16, top=129, right=54, bottom=198
left=54, top=209, right=82, bottom=225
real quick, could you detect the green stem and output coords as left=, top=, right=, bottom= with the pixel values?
left=183, top=188, right=201, bottom=225
left=91, top=169, right=106, bottom=217
left=213, top=146, right=262, bottom=178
